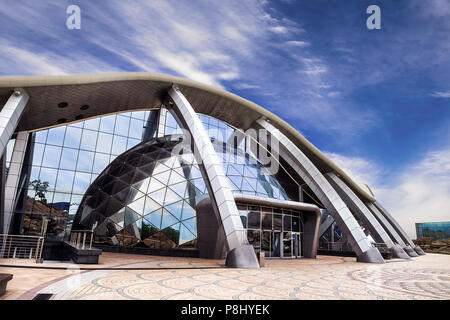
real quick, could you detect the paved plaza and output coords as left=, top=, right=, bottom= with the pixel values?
left=1, top=253, right=449, bottom=300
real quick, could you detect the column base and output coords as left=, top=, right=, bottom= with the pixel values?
left=414, top=246, right=426, bottom=255
left=356, top=247, right=385, bottom=264
left=225, top=245, right=260, bottom=269
left=404, top=245, right=419, bottom=257
left=392, top=244, right=410, bottom=259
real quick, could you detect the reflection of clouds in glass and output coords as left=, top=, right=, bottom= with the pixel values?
left=55, top=170, right=75, bottom=193
left=99, top=115, right=116, bottom=133
left=72, top=172, right=91, bottom=194
left=112, top=135, right=127, bottom=155
left=96, top=132, right=113, bottom=153
left=42, top=145, right=62, bottom=168
left=46, top=126, right=66, bottom=146
left=93, top=153, right=110, bottom=174
left=76, top=150, right=94, bottom=172
left=60, top=148, right=79, bottom=171
left=80, top=129, right=98, bottom=151
left=115, top=115, right=130, bottom=136
left=64, top=127, right=82, bottom=149
left=83, top=118, right=100, bottom=131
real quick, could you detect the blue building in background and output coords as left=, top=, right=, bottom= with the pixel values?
left=416, top=222, right=450, bottom=240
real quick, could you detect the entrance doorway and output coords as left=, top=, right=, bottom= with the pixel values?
left=281, top=232, right=302, bottom=258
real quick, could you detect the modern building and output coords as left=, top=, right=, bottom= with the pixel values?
left=0, top=73, right=424, bottom=268
left=416, top=222, right=450, bottom=240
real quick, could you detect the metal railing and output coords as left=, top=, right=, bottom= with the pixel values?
left=69, top=230, right=94, bottom=250
left=0, top=234, right=45, bottom=262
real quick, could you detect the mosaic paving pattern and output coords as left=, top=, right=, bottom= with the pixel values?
left=26, top=254, right=450, bottom=300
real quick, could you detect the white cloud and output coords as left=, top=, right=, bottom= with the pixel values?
left=286, top=40, right=310, bottom=47
left=324, top=152, right=382, bottom=188
left=430, top=91, right=450, bottom=98
left=325, top=147, right=450, bottom=239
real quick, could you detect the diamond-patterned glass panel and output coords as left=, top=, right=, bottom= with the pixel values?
left=72, top=136, right=206, bottom=249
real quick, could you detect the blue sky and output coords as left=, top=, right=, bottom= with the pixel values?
left=0, top=0, right=449, bottom=236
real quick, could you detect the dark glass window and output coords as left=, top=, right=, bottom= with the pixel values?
left=273, top=214, right=282, bottom=230
left=262, top=213, right=272, bottom=230
left=247, top=211, right=260, bottom=229
left=283, top=215, right=292, bottom=231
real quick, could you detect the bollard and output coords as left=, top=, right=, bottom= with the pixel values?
left=258, top=251, right=265, bottom=267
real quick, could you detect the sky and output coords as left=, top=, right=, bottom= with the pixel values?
left=0, top=0, right=449, bottom=238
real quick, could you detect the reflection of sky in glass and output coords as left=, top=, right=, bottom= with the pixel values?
left=24, top=110, right=156, bottom=220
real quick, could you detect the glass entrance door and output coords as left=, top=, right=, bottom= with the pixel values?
left=283, top=232, right=292, bottom=257
left=293, top=233, right=302, bottom=258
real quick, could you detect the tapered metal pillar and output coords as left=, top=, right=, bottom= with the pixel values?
left=167, top=86, right=259, bottom=268
left=326, top=172, right=409, bottom=259
left=254, top=118, right=384, bottom=263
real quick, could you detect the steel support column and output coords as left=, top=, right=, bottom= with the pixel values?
left=3, top=131, right=29, bottom=234
left=168, top=86, right=259, bottom=268
left=254, top=118, right=384, bottom=263
left=0, top=88, right=28, bottom=159
left=366, top=203, right=418, bottom=257
left=326, top=172, right=410, bottom=259
left=374, top=202, right=425, bottom=255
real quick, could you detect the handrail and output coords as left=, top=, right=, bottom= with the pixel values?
left=69, top=230, right=94, bottom=250
left=0, top=234, right=45, bottom=263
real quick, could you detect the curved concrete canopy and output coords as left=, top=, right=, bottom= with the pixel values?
left=0, top=72, right=375, bottom=203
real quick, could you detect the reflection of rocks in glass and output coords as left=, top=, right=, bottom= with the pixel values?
left=24, top=196, right=68, bottom=239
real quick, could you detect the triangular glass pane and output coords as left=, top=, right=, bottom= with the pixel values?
left=245, top=177, right=258, bottom=190
left=144, top=196, right=161, bottom=215
left=181, top=201, right=196, bottom=220
left=127, top=196, right=146, bottom=215
left=124, top=207, right=142, bottom=226
left=227, top=164, right=242, bottom=177
left=138, top=162, right=156, bottom=175
left=144, top=208, right=162, bottom=229
left=231, top=164, right=244, bottom=175
left=105, top=198, right=125, bottom=218
left=152, top=162, right=171, bottom=175
left=165, top=200, right=184, bottom=220
left=164, top=187, right=182, bottom=205
left=125, top=222, right=141, bottom=240
left=169, top=181, right=187, bottom=198
left=244, top=166, right=258, bottom=178
left=172, top=166, right=185, bottom=177
left=182, top=217, right=197, bottom=236
left=147, top=178, right=165, bottom=193
left=153, top=170, right=171, bottom=185
left=132, top=178, right=150, bottom=194
left=133, top=169, right=148, bottom=184
left=187, top=167, right=203, bottom=180
left=190, top=178, right=207, bottom=193
left=241, top=178, right=255, bottom=192
left=162, top=156, right=177, bottom=168
left=161, top=209, right=180, bottom=229
left=109, top=208, right=126, bottom=228
left=179, top=223, right=196, bottom=245
left=168, top=170, right=185, bottom=185
left=148, top=188, right=167, bottom=205
left=227, top=175, right=242, bottom=190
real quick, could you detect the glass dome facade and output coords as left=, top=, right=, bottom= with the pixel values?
left=73, top=135, right=206, bottom=249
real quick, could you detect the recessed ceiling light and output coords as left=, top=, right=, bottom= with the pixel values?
left=58, top=102, right=68, bottom=108
left=57, top=118, right=67, bottom=123
left=75, top=114, right=84, bottom=120
left=80, top=105, right=89, bottom=110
